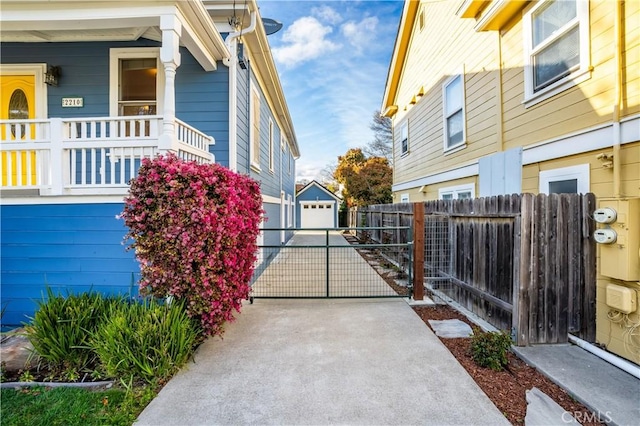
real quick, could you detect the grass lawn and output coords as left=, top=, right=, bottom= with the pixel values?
left=0, top=385, right=156, bottom=426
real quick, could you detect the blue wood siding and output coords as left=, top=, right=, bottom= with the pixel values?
left=236, top=64, right=250, bottom=174
left=1, top=203, right=139, bottom=328
left=296, top=184, right=339, bottom=226
left=0, top=41, right=230, bottom=166
left=175, top=55, right=229, bottom=167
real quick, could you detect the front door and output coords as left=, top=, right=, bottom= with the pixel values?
left=1, top=74, right=36, bottom=186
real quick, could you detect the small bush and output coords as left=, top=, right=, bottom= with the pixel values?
left=470, top=331, right=513, bottom=371
left=90, top=298, right=199, bottom=384
left=25, top=289, right=118, bottom=375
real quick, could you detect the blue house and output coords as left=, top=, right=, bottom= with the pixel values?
left=296, top=181, right=341, bottom=229
left=0, top=0, right=299, bottom=328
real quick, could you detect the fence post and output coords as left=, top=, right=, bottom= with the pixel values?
left=515, top=193, right=534, bottom=346
left=413, top=202, right=425, bottom=301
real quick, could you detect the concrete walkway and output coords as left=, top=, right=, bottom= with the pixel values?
left=136, top=232, right=509, bottom=426
left=514, top=344, right=640, bottom=426
left=136, top=299, right=509, bottom=426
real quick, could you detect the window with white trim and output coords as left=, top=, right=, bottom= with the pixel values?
left=439, top=183, right=474, bottom=200
left=539, top=164, right=589, bottom=194
left=443, top=74, right=465, bottom=150
left=523, top=0, right=590, bottom=106
left=250, top=84, right=261, bottom=170
left=400, top=193, right=410, bottom=203
left=400, top=121, right=409, bottom=156
left=268, top=119, right=274, bottom=172
left=109, top=48, right=163, bottom=118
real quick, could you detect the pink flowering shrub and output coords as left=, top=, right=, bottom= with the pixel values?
left=120, top=153, right=263, bottom=337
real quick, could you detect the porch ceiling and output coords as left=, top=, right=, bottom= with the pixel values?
left=0, top=1, right=229, bottom=71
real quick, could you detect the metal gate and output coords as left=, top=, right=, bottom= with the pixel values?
left=250, top=228, right=412, bottom=299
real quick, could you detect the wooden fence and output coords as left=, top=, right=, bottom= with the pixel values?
left=352, top=193, right=596, bottom=346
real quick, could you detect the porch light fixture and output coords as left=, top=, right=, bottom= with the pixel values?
left=45, top=66, right=61, bottom=86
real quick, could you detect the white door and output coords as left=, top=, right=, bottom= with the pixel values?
left=300, top=202, right=335, bottom=228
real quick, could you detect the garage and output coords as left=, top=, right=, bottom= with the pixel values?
left=300, top=202, right=335, bottom=228
left=296, top=180, right=341, bottom=229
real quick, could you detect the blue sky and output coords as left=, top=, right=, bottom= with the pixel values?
left=257, top=0, right=404, bottom=182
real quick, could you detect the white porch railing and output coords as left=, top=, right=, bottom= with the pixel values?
left=0, top=116, right=214, bottom=196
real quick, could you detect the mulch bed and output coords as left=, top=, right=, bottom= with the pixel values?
left=413, top=305, right=602, bottom=425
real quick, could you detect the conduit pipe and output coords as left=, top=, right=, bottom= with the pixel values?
left=612, top=0, right=622, bottom=198
left=223, top=10, right=257, bottom=171
left=568, top=334, right=640, bottom=380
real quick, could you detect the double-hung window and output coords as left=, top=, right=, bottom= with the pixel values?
left=268, top=119, right=274, bottom=172
left=539, top=164, right=589, bottom=194
left=439, top=183, right=474, bottom=200
left=400, top=121, right=409, bottom=156
left=443, top=74, right=465, bottom=151
left=523, top=0, right=590, bottom=106
left=250, top=84, right=261, bottom=170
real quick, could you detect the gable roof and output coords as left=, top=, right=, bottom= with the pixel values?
left=380, top=0, right=420, bottom=118
left=0, top=0, right=229, bottom=72
left=296, top=180, right=341, bottom=201
left=205, top=0, right=300, bottom=159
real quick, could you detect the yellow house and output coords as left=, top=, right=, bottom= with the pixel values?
left=382, top=0, right=639, bottom=364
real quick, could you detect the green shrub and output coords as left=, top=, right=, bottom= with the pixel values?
left=90, top=298, right=199, bottom=384
left=25, top=289, right=118, bottom=375
left=470, top=331, right=513, bottom=371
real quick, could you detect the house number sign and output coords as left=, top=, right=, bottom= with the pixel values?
left=62, top=97, right=83, bottom=107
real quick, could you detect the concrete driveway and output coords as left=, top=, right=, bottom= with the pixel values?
left=136, top=297, right=509, bottom=425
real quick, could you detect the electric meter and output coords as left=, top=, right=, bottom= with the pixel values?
left=593, top=229, right=617, bottom=244
left=593, top=207, right=617, bottom=224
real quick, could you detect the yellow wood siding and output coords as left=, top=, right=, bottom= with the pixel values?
left=392, top=0, right=497, bottom=187
left=393, top=176, right=478, bottom=202
left=500, top=1, right=638, bottom=150
left=521, top=143, right=640, bottom=198
left=623, top=0, right=640, bottom=117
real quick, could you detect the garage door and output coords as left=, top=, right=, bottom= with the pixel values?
left=300, top=202, right=335, bottom=228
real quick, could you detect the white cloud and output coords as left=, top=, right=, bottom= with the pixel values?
left=311, top=5, right=343, bottom=25
left=272, top=16, right=340, bottom=68
left=341, top=17, right=379, bottom=54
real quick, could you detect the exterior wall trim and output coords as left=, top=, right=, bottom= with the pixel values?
left=0, top=195, right=126, bottom=205
left=392, top=115, right=640, bottom=192
left=262, top=194, right=280, bottom=204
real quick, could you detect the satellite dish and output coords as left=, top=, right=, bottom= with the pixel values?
left=262, top=18, right=283, bottom=35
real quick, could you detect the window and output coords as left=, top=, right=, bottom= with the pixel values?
left=539, top=164, right=589, bottom=194
left=268, top=119, right=274, bottom=172
left=288, top=150, right=292, bottom=175
left=439, top=183, right=475, bottom=200
left=110, top=48, right=163, bottom=118
left=250, top=84, right=261, bottom=170
left=400, top=193, right=410, bottom=203
left=443, top=74, right=465, bottom=150
left=523, top=0, right=590, bottom=106
left=119, top=59, right=157, bottom=116
left=400, top=121, right=409, bottom=156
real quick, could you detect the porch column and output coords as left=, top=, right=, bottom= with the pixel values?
left=159, top=15, right=182, bottom=153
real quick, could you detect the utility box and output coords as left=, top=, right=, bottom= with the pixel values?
left=605, top=283, right=637, bottom=313
left=597, top=199, right=640, bottom=281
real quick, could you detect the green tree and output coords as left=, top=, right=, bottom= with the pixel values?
left=334, top=148, right=392, bottom=207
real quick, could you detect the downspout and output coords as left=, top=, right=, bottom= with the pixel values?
left=223, top=10, right=257, bottom=172
left=495, top=30, right=504, bottom=153
left=612, top=1, right=622, bottom=198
